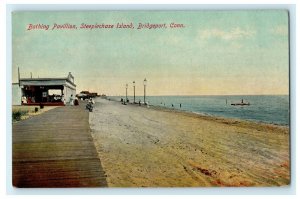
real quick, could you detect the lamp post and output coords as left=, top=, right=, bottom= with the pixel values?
left=143, top=78, right=147, bottom=104
left=125, top=83, right=128, bottom=102
left=133, top=81, right=136, bottom=103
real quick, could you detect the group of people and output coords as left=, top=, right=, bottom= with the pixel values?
left=20, top=94, right=93, bottom=107
left=161, top=102, right=182, bottom=108
left=86, top=97, right=95, bottom=112
left=68, top=94, right=79, bottom=106
left=172, top=103, right=182, bottom=108
left=120, top=98, right=145, bottom=106
left=69, top=94, right=95, bottom=112
left=21, top=96, right=36, bottom=104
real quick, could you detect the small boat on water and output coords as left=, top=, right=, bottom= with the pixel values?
left=231, top=99, right=250, bottom=106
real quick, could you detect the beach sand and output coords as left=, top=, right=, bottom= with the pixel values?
left=89, top=98, right=290, bottom=187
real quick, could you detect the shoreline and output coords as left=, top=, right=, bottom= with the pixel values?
left=106, top=97, right=289, bottom=130
left=150, top=104, right=288, bottom=129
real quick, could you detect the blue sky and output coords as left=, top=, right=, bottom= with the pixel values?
left=12, top=11, right=289, bottom=96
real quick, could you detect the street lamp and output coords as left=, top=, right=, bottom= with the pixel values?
left=133, top=81, right=136, bottom=103
left=143, top=78, right=147, bottom=104
left=125, top=83, right=128, bottom=102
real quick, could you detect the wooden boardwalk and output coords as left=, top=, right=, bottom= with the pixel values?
left=12, top=104, right=107, bottom=187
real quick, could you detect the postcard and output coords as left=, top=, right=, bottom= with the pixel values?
left=12, top=10, right=290, bottom=187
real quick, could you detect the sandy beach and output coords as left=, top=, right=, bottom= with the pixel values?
left=89, top=98, right=290, bottom=187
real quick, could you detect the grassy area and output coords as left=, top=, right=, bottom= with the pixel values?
left=12, top=106, right=58, bottom=122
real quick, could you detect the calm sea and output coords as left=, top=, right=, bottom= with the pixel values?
left=110, top=95, right=289, bottom=126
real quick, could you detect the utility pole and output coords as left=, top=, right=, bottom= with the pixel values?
left=133, top=81, right=135, bottom=103
left=126, top=83, right=128, bottom=102
left=143, top=78, right=147, bottom=104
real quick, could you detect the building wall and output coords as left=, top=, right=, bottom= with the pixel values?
left=64, top=85, right=76, bottom=104
left=12, top=84, right=22, bottom=105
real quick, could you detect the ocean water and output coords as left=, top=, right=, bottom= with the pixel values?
left=110, top=95, right=289, bottom=126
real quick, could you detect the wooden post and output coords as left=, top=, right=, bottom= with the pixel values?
left=18, top=67, right=20, bottom=86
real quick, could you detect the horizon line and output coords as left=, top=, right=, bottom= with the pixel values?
left=107, top=94, right=289, bottom=97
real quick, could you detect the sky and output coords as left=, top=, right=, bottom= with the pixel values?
left=12, top=11, right=289, bottom=96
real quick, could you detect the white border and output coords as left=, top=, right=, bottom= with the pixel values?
left=2, top=2, right=298, bottom=197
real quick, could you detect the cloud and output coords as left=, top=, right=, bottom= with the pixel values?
left=270, top=25, right=288, bottom=36
left=198, top=27, right=256, bottom=41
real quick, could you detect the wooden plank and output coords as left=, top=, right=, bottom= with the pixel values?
left=12, top=104, right=107, bottom=187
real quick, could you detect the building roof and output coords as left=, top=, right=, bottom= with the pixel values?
left=20, top=78, right=76, bottom=87
left=19, top=73, right=76, bottom=87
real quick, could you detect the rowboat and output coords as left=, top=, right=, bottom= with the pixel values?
left=231, top=99, right=250, bottom=106
left=231, top=102, right=250, bottom=106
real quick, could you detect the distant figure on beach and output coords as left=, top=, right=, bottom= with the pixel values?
left=89, top=97, right=95, bottom=104
left=121, top=98, right=123, bottom=103
left=241, top=99, right=244, bottom=103
left=69, top=94, right=74, bottom=106
left=61, top=94, right=66, bottom=105
left=172, top=104, right=174, bottom=108
left=21, top=96, right=27, bottom=104
left=74, top=97, right=79, bottom=106
left=86, top=98, right=94, bottom=112
left=180, top=103, right=182, bottom=108
left=139, top=100, right=141, bottom=106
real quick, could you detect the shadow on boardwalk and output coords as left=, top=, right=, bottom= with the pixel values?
left=13, top=104, right=107, bottom=187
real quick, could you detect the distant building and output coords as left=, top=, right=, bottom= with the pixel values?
left=76, top=91, right=98, bottom=100
left=12, top=72, right=76, bottom=106
left=90, top=92, right=98, bottom=97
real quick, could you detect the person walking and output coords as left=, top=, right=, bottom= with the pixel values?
left=69, top=94, right=74, bottom=105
